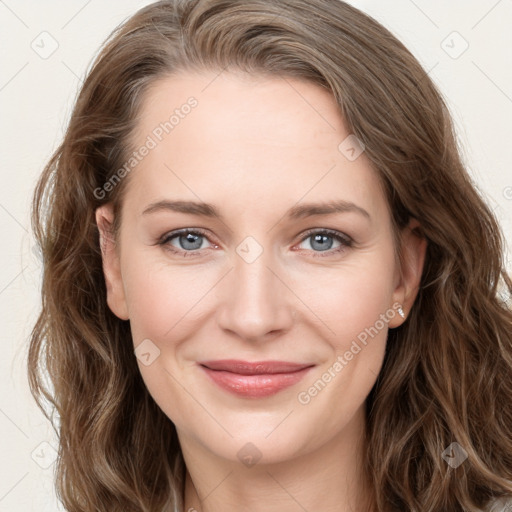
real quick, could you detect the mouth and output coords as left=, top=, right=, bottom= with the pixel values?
left=198, top=359, right=315, bottom=398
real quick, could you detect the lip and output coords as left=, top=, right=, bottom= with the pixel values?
left=198, top=359, right=314, bottom=398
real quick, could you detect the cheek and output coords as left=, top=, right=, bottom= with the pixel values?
left=292, top=253, right=396, bottom=442
left=121, top=245, right=217, bottom=342
left=334, top=267, right=395, bottom=342
left=289, top=247, right=397, bottom=349
left=121, top=259, right=214, bottom=427
left=294, top=244, right=396, bottom=391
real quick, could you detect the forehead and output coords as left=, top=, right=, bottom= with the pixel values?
left=134, top=70, right=345, bottom=157
left=123, top=70, right=388, bottom=222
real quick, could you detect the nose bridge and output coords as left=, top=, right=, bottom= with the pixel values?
left=216, top=236, right=294, bottom=341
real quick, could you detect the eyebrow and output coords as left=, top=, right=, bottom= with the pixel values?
left=142, top=199, right=371, bottom=221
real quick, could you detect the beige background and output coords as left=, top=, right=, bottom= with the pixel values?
left=0, top=0, right=511, bottom=510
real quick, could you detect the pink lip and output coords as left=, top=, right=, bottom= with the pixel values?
left=198, top=359, right=314, bottom=398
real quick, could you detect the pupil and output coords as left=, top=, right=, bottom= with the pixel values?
left=182, top=233, right=201, bottom=250
left=312, top=234, right=332, bottom=251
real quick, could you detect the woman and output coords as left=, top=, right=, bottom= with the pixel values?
left=28, top=0, right=512, bottom=511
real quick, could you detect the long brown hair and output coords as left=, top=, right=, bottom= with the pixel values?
left=28, top=1, right=512, bottom=510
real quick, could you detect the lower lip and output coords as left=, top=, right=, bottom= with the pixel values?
left=200, top=366, right=312, bottom=398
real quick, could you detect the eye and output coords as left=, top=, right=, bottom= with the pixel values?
left=158, top=228, right=215, bottom=257
left=295, top=229, right=353, bottom=257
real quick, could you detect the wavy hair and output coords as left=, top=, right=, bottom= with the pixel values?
left=28, top=1, right=512, bottom=510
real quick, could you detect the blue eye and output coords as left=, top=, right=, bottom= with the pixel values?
left=296, top=229, right=353, bottom=257
left=159, top=228, right=212, bottom=257
left=158, top=228, right=353, bottom=258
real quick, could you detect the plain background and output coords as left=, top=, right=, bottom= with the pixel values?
left=1, top=1, right=511, bottom=510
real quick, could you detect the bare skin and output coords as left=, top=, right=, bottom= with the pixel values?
left=96, top=69, right=426, bottom=512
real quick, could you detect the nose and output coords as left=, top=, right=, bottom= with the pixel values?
left=216, top=244, right=295, bottom=343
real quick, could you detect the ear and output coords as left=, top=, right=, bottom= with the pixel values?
left=388, top=218, right=427, bottom=328
left=95, top=203, right=130, bottom=320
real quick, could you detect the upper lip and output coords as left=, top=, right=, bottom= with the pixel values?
left=199, top=360, right=314, bottom=375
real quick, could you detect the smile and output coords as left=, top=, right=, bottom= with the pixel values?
left=198, top=359, right=315, bottom=398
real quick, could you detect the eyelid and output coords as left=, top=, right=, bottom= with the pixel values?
left=159, top=227, right=215, bottom=244
left=297, top=227, right=353, bottom=245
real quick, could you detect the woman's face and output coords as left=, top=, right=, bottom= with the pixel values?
left=97, top=70, right=425, bottom=466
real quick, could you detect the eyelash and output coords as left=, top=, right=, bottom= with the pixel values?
left=157, top=228, right=353, bottom=258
